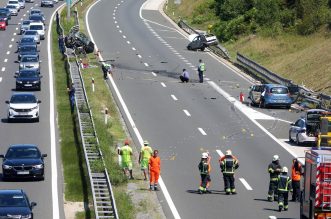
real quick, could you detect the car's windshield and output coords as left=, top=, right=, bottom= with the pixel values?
left=24, top=30, right=37, bottom=35
left=21, top=56, right=38, bottom=62
left=6, top=147, right=41, bottom=159
left=270, top=87, right=289, bottom=94
left=0, top=194, right=28, bottom=207
left=10, top=94, right=37, bottom=103
left=20, top=46, right=36, bottom=52
left=8, top=1, right=18, bottom=4
left=19, top=71, right=38, bottom=77
left=6, top=5, right=15, bottom=9
left=22, top=20, right=30, bottom=25
left=29, top=25, right=42, bottom=30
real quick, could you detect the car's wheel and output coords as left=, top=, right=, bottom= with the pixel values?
left=201, top=46, right=205, bottom=51
left=289, top=132, right=293, bottom=143
left=187, top=46, right=192, bottom=50
left=35, top=117, right=39, bottom=123
left=7, top=117, right=12, bottom=123
left=296, top=134, right=301, bottom=146
left=37, top=85, right=41, bottom=91
left=2, top=176, right=7, bottom=182
left=286, top=104, right=291, bottom=109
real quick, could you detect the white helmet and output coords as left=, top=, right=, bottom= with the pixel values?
left=202, top=153, right=208, bottom=159
left=273, top=155, right=279, bottom=161
left=282, top=167, right=288, bottom=173
left=225, top=150, right=232, bottom=156
left=143, top=140, right=149, bottom=145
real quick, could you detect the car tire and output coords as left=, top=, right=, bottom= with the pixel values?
left=187, top=46, right=192, bottom=50
left=201, top=46, right=205, bottom=51
left=35, top=117, right=39, bottom=123
left=296, top=134, right=301, bottom=146
left=2, top=176, right=7, bottom=182
left=7, top=117, right=12, bottom=123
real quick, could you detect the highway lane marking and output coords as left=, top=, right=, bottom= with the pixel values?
left=34, top=3, right=38, bottom=6
left=27, top=10, right=29, bottom=13
left=239, top=178, right=253, bottom=190
left=151, top=72, right=157, bottom=77
left=11, top=38, right=14, bottom=42
left=123, top=35, right=126, bottom=39
left=144, top=62, right=149, bottom=67
left=119, top=30, right=122, bottom=33
left=117, top=3, right=120, bottom=5
left=132, top=47, right=136, bottom=51
left=23, top=14, right=26, bottom=17
left=113, top=16, right=115, bottom=19
left=137, top=54, right=142, bottom=58
left=1, top=67, right=5, bottom=72
left=216, top=150, right=224, bottom=157
left=198, top=128, right=207, bottom=135
left=183, top=109, right=191, bottom=117
left=171, top=94, right=178, bottom=101
left=13, top=33, right=17, bottom=36
left=126, top=41, right=131, bottom=44
left=6, top=51, right=10, bottom=55
left=4, top=59, right=7, bottom=63
left=161, top=82, right=166, bottom=87
left=115, top=6, right=117, bottom=9
left=0, top=77, right=2, bottom=82
left=20, top=18, right=23, bottom=21
left=116, top=25, right=119, bottom=28
left=114, top=21, right=117, bottom=24
left=15, top=27, right=18, bottom=30
left=9, top=45, right=12, bottom=48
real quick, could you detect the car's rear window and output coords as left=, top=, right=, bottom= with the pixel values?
left=21, top=56, right=38, bottom=62
left=8, top=1, right=18, bottom=4
left=20, top=46, right=36, bottom=52
left=21, top=37, right=34, bottom=43
left=30, top=25, right=43, bottom=30
left=22, top=20, right=30, bottom=25
left=270, top=87, right=289, bottom=94
left=10, top=94, right=37, bottom=103
left=25, top=30, right=37, bottom=35
left=6, top=5, right=16, bottom=8
left=0, top=194, right=28, bottom=207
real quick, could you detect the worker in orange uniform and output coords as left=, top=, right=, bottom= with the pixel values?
left=198, top=152, right=211, bottom=194
left=219, top=150, right=239, bottom=195
left=149, top=150, right=161, bottom=191
left=291, top=158, right=303, bottom=202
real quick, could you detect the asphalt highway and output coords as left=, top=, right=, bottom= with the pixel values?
left=0, top=1, right=63, bottom=218
left=88, top=0, right=304, bottom=218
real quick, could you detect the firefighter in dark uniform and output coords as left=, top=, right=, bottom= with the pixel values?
left=268, top=155, right=282, bottom=201
left=198, top=153, right=211, bottom=194
left=277, top=166, right=292, bottom=212
left=220, top=150, right=239, bottom=195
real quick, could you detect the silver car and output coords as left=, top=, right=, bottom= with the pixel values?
left=19, top=55, right=41, bottom=73
left=20, top=20, right=30, bottom=34
left=6, top=5, right=18, bottom=16
left=18, top=0, right=25, bottom=8
left=23, top=30, right=40, bottom=44
left=289, top=109, right=327, bottom=145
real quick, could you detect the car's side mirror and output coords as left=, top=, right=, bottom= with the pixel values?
left=15, top=71, right=19, bottom=74
left=5, top=100, right=9, bottom=104
left=31, top=202, right=37, bottom=208
left=42, top=154, right=47, bottom=158
left=37, top=100, right=41, bottom=103
left=290, top=123, right=294, bottom=126
left=0, top=155, right=4, bottom=158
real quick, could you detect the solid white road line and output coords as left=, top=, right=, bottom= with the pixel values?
left=171, top=94, right=178, bottom=101
left=6, top=51, right=10, bottom=55
left=161, top=82, right=166, bottom=87
left=144, top=62, right=149, bottom=67
left=88, top=2, right=181, bottom=219
left=4, top=59, right=7, bottom=63
left=151, top=72, right=157, bottom=77
left=0, top=77, right=2, bottom=82
left=239, top=178, right=253, bottom=190
left=183, top=109, right=191, bottom=117
left=198, top=128, right=207, bottom=136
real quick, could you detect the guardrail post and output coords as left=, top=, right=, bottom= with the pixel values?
left=105, top=108, right=108, bottom=124
left=92, top=77, right=95, bottom=92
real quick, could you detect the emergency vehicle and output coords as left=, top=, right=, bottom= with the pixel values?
left=317, top=112, right=331, bottom=147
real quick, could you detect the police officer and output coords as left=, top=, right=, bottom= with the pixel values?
left=220, top=150, right=239, bottom=195
left=277, top=167, right=292, bottom=212
left=268, top=155, right=282, bottom=201
left=197, top=59, right=205, bottom=83
left=198, top=153, right=211, bottom=194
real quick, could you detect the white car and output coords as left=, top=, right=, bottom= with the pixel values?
left=18, top=0, right=25, bottom=8
left=6, top=93, right=41, bottom=122
left=23, top=30, right=40, bottom=44
left=7, top=0, right=20, bottom=11
left=6, top=5, right=18, bottom=16
left=29, top=22, right=45, bottom=40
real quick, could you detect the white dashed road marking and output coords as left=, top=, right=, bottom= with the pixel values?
left=13, top=33, right=17, bottom=36
left=151, top=72, right=156, bottom=77
left=161, top=82, right=166, bottom=87
left=15, top=27, right=18, bottom=30
left=198, top=128, right=207, bottom=136
left=183, top=110, right=191, bottom=117
left=171, top=94, right=178, bottom=101
left=11, top=38, right=14, bottom=42
left=126, top=41, right=130, bottom=44
left=1, top=67, right=5, bottom=72
left=239, top=178, right=253, bottom=190
left=4, top=59, right=7, bottom=63
left=132, top=47, right=136, bottom=51
left=216, top=150, right=224, bottom=157
left=137, top=54, right=142, bottom=58
left=9, top=45, right=12, bottom=48
left=119, top=30, right=122, bottom=33
left=123, top=35, right=126, bottom=39
left=6, top=51, right=10, bottom=55
left=144, top=62, right=149, bottom=67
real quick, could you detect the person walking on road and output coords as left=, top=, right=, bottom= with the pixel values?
left=139, top=140, right=153, bottom=181
left=149, top=150, right=161, bottom=191
left=291, top=158, right=302, bottom=202
left=198, top=152, right=211, bottom=194
left=180, top=68, right=189, bottom=83
left=219, top=150, right=239, bottom=195
left=268, top=155, right=282, bottom=201
left=277, top=167, right=292, bottom=212
left=197, top=59, right=205, bottom=83
left=117, top=140, right=134, bottom=179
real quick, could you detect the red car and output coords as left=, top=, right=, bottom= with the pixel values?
left=0, top=19, right=6, bottom=30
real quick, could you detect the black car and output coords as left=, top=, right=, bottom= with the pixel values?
left=29, top=14, right=45, bottom=24
left=17, top=37, right=37, bottom=52
left=18, top=45, right=38, bottom=61
left=0, top=189, right=36, bottom=218
left=15, top=69, right=42, bottom=91
left=0, top=144, right=47, bottom=180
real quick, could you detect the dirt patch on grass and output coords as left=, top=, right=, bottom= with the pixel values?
left=64, top=201, right=85, bottom=219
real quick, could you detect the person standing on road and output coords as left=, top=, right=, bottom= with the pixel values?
left=277, top=167, right=292, bottom=212
left=179, top=68, right=189, bottom=83
left=198, top=152, right=211, bottom=194
left=219, top=150, right=239, bottom=195
left=149, top=150, right=161, bottom=191
left=291, top=158, right=302, bottom=202
left=118, top=140, right=134, bottom=179
left=268, top=155, right=282, bottom=201
left=139, top=140, right=153, bottom=181
left=197, top=59, right=205, bottom=83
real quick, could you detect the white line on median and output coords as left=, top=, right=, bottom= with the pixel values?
left=171, top=94, right=178, bottom=101
left=161, top=82, right=166, bottom=87
left=239, top=178, right=253, bottom=190
left=183, top=110, right=191, bottom=117
left=198, top=128, right=207, bottom=135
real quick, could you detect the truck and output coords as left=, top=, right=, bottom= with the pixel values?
left=317, top=113, right=331, bottom=147
left=301, top=149, right=331, bottom=219
left=187, top=33, right=218, bottom=51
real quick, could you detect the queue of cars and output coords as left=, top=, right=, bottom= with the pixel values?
left=0, top=1, right=55, bottom=217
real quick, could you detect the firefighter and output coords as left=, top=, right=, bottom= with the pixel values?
left=220, top=150, right=239, bottom=195
left=268, top=155, right=282, bottom=201
left=139, top=140, right=153, bottom=181
left=291, top=158, right=303, bottom=202
left=198, top=153, right=211, bottom=194
left=277, top=167, right=292, bottom=212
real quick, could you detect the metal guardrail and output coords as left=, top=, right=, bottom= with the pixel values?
left=177, top=20, right=230, bottom=60
left=56, top=5, right=119, bottom=219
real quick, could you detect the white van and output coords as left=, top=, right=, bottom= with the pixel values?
left=29, top=22, right=45, bottom=40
